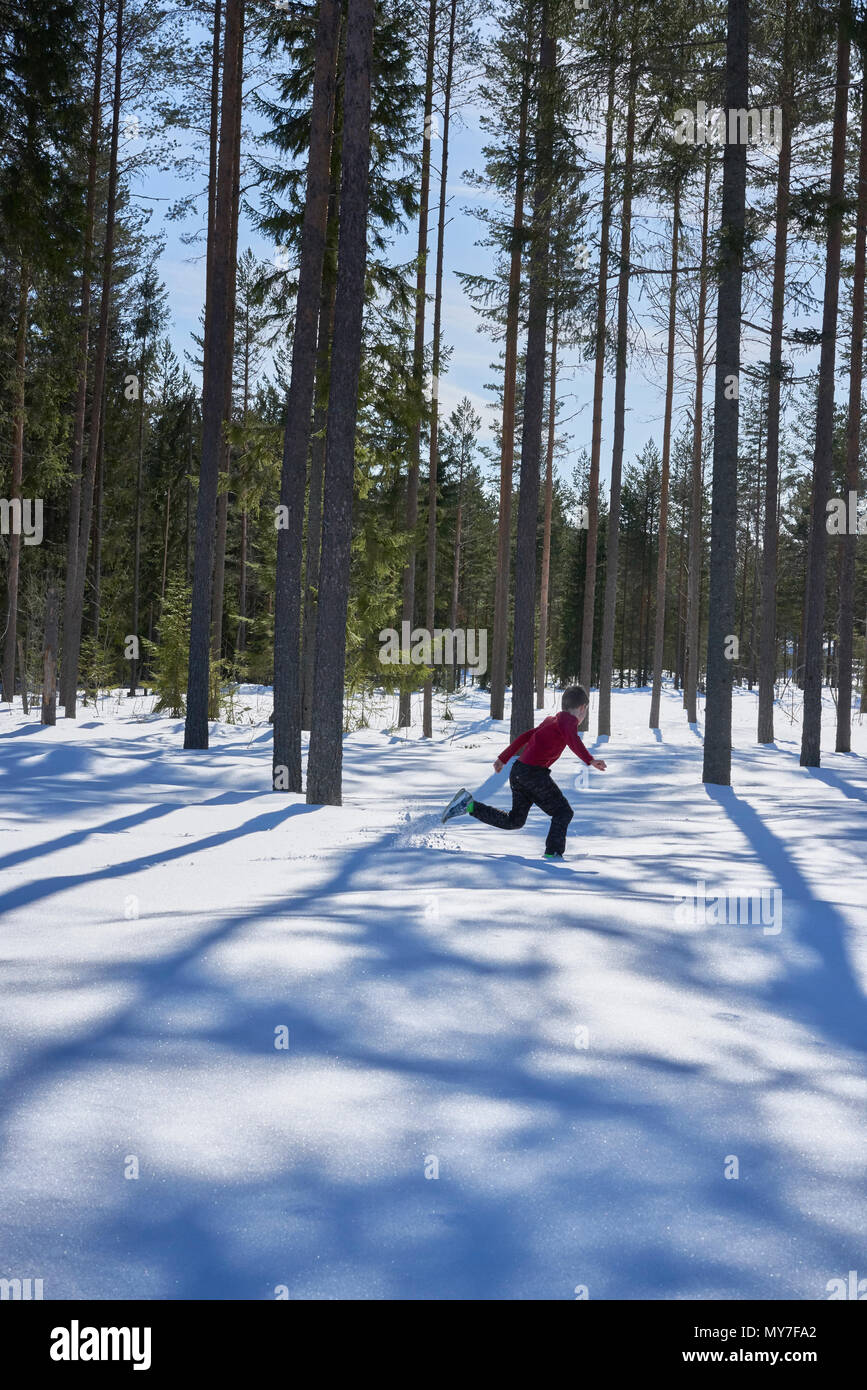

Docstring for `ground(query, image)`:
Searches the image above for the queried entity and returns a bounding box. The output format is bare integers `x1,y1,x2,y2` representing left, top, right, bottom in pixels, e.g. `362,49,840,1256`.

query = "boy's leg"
469,765,533,831
528,770,574,856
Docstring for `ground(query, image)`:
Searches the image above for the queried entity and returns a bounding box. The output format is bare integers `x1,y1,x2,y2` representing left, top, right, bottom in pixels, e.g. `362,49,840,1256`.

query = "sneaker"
543,851,565,860
442,788,473,824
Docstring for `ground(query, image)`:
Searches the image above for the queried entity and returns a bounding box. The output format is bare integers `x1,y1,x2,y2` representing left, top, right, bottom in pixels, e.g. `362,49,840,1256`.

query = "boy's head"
561,685,588,720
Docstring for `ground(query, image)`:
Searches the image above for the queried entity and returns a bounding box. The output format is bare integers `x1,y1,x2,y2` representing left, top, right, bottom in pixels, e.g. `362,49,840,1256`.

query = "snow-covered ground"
0,682,865,1300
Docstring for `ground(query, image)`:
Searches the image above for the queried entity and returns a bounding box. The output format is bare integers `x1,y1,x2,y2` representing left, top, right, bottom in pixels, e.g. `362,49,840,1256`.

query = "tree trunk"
757,0,793,744
184,0,244,749
703,0,749,787
490,25,533,723
422,0,459,739
302,254,339,730
42,589,59,727
836,63,866,753
305,0,375,805
649,178,681,728
536,292,558,708
684,152,711,722
1,263,29,705
272,0,341,786
596,47,637,738
63,0,124,718
129,334,147,695
398,0,437,727
579,55,616,730
17,638,28,716
61,0,106,711
800,8,850,768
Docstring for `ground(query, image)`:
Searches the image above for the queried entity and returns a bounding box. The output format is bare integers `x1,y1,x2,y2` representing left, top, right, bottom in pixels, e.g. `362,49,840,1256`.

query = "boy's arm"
498,728,533,763
564,723,594,766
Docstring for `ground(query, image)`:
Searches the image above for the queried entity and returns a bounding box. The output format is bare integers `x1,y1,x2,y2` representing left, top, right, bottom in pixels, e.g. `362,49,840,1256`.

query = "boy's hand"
591,758,607,771
493,758,504,772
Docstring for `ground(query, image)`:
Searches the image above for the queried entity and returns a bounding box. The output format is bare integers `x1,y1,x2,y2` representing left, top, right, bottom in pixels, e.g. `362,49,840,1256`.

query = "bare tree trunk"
448,441,467,693
301,255,339,730
536,292,558,708
63,0,124,719
649,178,681,729
91,409,105,637
423,0,458,739
579,55,616,731
17,638,28,716
597,47,637,738
490,25,533,722
130,334,147,695
398,0,437,727
836,65,866,753
162,483,172,603
703,0,749,787
757,0,793,744
184,0,244,749
62,0,106,710
42,589,59,726
272,0,341,785
684,152,711,723
800,8,850,768
1,264,29,705
305,0,375,805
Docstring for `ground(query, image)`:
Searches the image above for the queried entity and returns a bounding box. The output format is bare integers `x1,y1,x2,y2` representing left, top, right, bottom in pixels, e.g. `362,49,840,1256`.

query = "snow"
0,682,865,1300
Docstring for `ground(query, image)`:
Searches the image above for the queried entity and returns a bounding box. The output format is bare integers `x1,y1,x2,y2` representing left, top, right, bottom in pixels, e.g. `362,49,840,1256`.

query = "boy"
442,685,606,859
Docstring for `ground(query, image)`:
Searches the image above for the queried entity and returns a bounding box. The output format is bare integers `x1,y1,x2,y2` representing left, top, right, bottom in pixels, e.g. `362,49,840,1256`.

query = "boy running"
442,686,606,859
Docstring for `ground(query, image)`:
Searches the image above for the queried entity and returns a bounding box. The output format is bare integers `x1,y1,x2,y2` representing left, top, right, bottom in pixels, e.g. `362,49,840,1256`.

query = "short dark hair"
561,685,588,712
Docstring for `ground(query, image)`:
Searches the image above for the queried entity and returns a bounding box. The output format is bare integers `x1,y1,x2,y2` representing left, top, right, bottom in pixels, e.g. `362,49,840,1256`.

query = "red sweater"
500,712,593,769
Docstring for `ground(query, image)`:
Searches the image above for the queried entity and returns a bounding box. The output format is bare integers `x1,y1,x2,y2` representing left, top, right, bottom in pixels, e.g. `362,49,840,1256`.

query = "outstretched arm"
493,728,533,771
565,723,605,771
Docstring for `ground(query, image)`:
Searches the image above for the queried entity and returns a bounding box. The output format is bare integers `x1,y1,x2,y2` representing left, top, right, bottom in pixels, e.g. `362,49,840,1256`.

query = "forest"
1,0,865,803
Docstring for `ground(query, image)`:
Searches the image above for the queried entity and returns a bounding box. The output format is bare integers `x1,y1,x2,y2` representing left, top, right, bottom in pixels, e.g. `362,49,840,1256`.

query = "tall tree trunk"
649,178,681,728
490,24,533,722
184,0,244,749
423,0,459,739
757,0,793,744
42,589,59,727
272,0,341,786
703,0,750,786
63,0,124,718
91,408,105,638
510,0,556,739
800,8,850,768
836,65,866,753
162,483,172,603
596,46,637,738
62,0,106,711
448,442,467,692
129,333,147,694
536,292,558,708
579,54,616,730
305,0,375,806
2,264,29,706
398,0,437,727
301,253,339,731
684,152,711,722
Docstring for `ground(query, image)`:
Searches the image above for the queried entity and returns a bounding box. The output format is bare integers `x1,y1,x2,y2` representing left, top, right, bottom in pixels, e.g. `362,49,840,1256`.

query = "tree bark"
63,0,124,718
579,54,616,731
800,8,850,768
398,0,437,727
649,177,681,729
61,0,106,711
596,46,637,738
703,0,750,787
42,589,59,727
1,263,29,705
536,292,558,708
490,24,533,723
836,63,866,753
422,0,459,739
757,0,793,744
272,0,341,786
305,0,375,806
684,152,711,723
184,0,244,748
